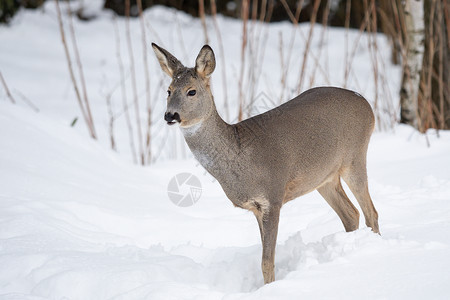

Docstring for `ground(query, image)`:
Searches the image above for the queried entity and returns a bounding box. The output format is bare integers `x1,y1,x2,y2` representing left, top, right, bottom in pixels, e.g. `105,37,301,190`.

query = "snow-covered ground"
1,2,450,299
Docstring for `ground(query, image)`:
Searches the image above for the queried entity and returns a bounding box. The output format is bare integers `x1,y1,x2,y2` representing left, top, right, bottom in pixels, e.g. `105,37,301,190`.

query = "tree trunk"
417,0,450,131
400,0,425,128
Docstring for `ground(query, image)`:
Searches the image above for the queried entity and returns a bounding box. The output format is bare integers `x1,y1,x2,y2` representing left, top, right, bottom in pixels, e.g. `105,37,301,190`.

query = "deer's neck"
180,108,241,177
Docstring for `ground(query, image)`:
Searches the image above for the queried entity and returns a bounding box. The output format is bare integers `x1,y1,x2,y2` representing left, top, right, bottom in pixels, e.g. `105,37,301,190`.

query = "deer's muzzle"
164,112,181,125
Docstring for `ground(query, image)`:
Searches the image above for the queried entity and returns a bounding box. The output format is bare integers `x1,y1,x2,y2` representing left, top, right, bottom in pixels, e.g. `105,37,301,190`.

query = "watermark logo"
247,91,280,117
167,173,202,207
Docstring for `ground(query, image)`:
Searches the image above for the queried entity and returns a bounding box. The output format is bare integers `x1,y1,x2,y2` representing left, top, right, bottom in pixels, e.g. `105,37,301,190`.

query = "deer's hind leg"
341,159,380,234
317,175,360,232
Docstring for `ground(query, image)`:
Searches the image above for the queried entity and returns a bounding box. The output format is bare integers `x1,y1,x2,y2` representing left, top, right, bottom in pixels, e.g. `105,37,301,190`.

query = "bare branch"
0,71,16,104
55,0,96,139
125,0,145,165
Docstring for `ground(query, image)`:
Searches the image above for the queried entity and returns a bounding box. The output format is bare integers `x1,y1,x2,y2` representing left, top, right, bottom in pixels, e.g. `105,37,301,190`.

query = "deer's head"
152,43,216,129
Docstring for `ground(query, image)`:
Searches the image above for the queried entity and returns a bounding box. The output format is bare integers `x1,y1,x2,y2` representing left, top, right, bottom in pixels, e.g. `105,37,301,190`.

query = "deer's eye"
167,90,171,97
187,90,196,96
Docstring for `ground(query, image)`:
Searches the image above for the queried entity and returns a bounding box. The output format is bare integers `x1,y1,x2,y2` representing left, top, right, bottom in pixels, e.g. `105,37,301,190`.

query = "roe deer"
152,43,380,284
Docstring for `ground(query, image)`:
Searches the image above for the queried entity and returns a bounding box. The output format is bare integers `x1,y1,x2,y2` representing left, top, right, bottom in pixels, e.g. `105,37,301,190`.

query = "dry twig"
0,71,16,104
125,0,145,164
136,0,152,164
55,0,97,139
113,15,138,163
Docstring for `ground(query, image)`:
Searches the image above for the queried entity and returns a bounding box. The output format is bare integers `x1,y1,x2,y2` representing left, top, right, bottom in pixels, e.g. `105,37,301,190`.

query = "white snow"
1,2,449,299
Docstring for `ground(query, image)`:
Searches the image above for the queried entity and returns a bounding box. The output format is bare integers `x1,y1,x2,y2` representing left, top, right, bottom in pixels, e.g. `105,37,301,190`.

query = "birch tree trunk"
400,0,425,128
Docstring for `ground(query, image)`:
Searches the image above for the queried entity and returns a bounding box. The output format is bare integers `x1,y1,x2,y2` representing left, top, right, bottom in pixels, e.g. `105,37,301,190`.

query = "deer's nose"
164,112,181,125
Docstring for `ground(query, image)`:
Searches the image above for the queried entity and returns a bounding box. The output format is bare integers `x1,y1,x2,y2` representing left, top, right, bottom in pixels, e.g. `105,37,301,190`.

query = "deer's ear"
152,43,183,77
195,45,216,79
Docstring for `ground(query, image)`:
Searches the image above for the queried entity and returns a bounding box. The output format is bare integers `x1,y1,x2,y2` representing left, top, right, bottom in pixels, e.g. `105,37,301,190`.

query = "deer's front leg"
256,205,281,284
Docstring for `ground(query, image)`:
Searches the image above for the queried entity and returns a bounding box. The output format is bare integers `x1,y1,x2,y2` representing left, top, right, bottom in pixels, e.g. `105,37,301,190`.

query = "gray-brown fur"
152,43,380,284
